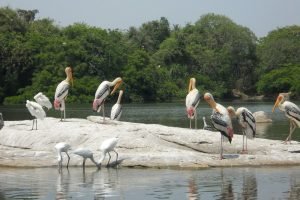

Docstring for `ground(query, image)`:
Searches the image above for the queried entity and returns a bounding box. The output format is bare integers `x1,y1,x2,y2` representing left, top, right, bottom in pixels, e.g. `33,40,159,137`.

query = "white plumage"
26,100,46,130
55,142,71,169
185,78,201,129
204,92,234,159
54,67,73,121
93,77,122,122
34,92,52,110
273,93,300,143
98,137,119,167
73,148,98,168
228,106,256,153
111,90,123,121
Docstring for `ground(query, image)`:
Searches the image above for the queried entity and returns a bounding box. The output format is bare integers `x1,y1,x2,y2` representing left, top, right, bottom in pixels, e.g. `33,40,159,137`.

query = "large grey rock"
0,116,300,168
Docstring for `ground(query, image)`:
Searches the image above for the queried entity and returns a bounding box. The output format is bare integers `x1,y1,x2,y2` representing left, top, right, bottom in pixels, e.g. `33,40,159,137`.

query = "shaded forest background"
0,7,299,105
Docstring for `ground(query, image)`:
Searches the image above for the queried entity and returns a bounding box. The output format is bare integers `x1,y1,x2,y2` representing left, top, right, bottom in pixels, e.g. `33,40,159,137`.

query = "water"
1,101,300,199
0,167,300,199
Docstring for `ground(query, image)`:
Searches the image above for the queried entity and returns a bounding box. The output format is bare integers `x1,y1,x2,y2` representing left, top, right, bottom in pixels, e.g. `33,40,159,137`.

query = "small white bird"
204,92,234,159
55,142,71,169
0,113,4,130
54,67,73,121
93,77,122,122
73,148,99,169
272,93,300,143
186,78,201,129
26,100,46,130
98,137,119,167
111,90,124,121
34,92,52,110
227,106,256,153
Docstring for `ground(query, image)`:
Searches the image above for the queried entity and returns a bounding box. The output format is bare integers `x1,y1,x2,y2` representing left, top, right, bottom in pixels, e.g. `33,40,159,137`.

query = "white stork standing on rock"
186,78,201,129
73,148,99,169
93,77,122,122
54,67,73,121
227,106,256,153
204,92,234,159
111,90,124,121
26,100,46,130
272,93,300,143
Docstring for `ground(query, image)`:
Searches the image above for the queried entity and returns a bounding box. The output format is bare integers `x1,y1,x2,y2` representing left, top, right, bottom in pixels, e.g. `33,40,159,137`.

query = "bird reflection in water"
188,178,198,200
220,169,234,200
287,173,300,199
56,169,70,200
241,169,257,199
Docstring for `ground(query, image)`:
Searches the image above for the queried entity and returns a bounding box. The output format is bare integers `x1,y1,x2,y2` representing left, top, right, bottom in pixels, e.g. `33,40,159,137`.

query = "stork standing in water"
272,93,300,143
204,92,234,159
54,67,73,121
73,148,99,169
26,100,46,130
186,78,201,129
55,142,71,169
98,137,119,167
111,90,124,121
227,106,256,153
93,77,122,122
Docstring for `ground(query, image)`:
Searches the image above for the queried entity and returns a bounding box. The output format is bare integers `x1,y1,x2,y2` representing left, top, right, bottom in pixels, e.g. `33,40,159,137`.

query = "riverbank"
0,117,300,168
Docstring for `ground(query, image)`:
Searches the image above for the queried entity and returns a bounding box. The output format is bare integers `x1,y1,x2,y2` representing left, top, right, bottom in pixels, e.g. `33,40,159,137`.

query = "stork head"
65,67,73,86
272,94,284,112
227,106,236,118
204,92,220,112
188,78,196,92
111,77,123,95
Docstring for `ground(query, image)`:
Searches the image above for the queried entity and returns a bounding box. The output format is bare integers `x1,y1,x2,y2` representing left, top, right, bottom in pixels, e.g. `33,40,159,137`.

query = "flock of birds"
0,67,299,167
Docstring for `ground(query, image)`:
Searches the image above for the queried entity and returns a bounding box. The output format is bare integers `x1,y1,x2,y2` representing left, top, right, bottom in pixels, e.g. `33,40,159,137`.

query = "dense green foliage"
0,7,299,105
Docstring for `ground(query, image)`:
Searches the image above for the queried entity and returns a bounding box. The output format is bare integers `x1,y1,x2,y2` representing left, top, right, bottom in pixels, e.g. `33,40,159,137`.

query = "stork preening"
272,93,300,143
54,67,73,121
98,137,119,167
186,78,201,129
204,92,234,159
26,100,46,130
34,92,52,110
227,106,256,153
111,90,124,121
93,77,122,122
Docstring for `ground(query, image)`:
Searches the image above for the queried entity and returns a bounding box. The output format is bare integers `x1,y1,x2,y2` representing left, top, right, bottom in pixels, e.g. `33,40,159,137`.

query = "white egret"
54,67,73,121
204,92,234,159
110,90,124,121
227,106,256,153
93,77,122,122
272,93,300,143
73,148,99,168
26,100,46,130
55,142,71,169
186,78,201,129
98,137,119,167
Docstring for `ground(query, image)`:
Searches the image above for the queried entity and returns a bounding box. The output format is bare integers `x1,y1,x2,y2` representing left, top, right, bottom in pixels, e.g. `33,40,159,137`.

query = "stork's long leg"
66,152,70,169
285,120,296,143
31,119,34,130
220,134,224,160
35,119,37,130
113,150,118,163
103,103,105,122
195,109,197,129
83,158,86,168
189,119,192,129
107,152,111,167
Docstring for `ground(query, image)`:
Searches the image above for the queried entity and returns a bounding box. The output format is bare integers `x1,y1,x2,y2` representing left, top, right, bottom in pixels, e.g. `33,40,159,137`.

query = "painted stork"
227,106,256,153
204,92,234,159
26,100,46,130
272,93,300,143
55,142,71,169
111,90,124,121
185,78,201,129
54,67,73,121
98,137,119,167
93,77,122,122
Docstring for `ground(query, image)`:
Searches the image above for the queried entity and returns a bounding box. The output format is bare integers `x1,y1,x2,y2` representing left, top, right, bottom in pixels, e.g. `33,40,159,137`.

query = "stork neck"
90,155,98,166
97,151,106,165
117,92,123,104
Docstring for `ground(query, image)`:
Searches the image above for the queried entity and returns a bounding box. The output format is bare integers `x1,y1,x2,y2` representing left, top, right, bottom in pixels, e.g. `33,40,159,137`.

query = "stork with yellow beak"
204,92,234,159
93,77,123,122
272,93,300,143
54,67,73,121
185,78,201,129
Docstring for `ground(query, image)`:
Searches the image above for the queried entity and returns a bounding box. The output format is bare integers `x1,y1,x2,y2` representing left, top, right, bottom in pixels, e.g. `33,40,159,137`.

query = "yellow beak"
111,80,123,95
272,97,280,113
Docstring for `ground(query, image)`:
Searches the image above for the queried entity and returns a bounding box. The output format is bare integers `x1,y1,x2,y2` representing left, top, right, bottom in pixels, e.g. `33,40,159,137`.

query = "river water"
0,101,300,199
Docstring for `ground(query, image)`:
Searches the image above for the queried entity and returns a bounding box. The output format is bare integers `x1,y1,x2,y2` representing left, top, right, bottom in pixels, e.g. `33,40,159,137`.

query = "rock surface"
1,116,300,168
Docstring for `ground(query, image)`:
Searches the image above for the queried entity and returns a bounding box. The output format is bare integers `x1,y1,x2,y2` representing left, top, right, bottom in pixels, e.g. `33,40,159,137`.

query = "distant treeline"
0,7,299,104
